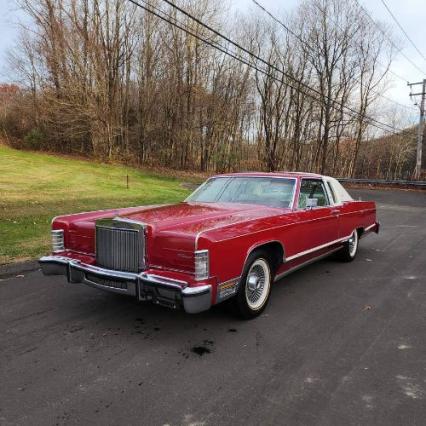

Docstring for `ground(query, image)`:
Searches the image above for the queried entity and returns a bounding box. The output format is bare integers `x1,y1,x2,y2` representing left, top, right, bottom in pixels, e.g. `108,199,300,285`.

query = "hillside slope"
0,145,191,264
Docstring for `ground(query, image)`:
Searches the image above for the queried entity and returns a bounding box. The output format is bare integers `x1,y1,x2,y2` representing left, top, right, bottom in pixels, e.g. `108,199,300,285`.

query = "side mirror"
306,198,318,209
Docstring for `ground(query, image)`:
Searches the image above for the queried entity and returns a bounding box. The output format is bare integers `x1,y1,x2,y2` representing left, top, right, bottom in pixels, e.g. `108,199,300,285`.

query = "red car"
40,172,379,318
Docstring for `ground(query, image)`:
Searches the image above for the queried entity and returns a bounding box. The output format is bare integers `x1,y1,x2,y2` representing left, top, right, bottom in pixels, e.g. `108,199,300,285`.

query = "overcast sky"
1,0,425,117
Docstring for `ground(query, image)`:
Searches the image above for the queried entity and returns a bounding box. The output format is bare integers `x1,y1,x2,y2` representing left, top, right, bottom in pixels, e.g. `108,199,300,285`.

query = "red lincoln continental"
40,172,379,319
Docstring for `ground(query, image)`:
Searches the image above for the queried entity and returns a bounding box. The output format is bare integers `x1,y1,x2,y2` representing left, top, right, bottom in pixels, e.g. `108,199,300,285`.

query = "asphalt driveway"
0,189,425,425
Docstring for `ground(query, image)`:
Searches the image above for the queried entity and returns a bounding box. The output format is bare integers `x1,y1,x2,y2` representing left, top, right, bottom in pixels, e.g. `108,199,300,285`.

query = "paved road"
1,189,425,426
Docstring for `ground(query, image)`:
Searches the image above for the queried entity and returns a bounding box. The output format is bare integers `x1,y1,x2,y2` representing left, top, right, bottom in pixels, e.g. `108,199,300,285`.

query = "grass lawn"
0,145,191,264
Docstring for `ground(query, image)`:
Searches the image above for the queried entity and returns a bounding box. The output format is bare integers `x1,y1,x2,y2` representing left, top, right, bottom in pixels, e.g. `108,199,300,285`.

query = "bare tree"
1,0,414,179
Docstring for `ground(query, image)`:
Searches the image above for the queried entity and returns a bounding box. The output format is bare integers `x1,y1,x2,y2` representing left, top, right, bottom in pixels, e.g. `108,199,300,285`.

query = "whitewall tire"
338,230,359,262
232,250,273,319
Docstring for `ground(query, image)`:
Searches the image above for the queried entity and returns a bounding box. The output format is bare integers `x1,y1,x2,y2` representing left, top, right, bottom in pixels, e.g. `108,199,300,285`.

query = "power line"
162,0,406,132
387,69,411,84
251,0,410,84
306,0,418,108
354,0,426,76
379,0,426,63
251,0,312,53
312,0,419,83
296,2,416,93
251,0,417,113
160,0,403,133
126,0,402,134
378,93,417,112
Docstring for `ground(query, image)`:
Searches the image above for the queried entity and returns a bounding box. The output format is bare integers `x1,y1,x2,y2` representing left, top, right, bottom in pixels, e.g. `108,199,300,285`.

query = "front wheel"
232,250,273,319
337,229,359,262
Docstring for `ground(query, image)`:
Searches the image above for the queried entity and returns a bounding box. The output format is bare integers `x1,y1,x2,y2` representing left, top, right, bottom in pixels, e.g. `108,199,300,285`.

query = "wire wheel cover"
245,258,270,310
349,231,358,257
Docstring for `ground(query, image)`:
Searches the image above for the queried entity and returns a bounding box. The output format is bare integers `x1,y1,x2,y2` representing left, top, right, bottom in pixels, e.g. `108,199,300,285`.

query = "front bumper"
39,256,211,314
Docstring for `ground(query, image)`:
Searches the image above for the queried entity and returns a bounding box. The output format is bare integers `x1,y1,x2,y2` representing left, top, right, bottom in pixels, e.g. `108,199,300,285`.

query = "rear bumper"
362,221,380,237
39,256,211,314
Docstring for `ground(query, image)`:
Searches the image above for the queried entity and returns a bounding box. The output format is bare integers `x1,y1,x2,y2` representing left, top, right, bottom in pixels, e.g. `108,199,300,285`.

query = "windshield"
186,177,295,208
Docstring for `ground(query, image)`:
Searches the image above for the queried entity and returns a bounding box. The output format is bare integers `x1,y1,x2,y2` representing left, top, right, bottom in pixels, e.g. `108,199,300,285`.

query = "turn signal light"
194,250,209,281
51,229,65,252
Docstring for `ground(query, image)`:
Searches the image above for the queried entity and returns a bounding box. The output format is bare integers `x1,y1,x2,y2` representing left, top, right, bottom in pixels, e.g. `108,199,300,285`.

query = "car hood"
118,202,288,272
116,202,285,234
59,202,289,273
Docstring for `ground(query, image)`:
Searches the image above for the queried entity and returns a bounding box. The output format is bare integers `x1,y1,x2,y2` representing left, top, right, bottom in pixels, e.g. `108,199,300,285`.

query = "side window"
298,179,330,208
326,181,337,204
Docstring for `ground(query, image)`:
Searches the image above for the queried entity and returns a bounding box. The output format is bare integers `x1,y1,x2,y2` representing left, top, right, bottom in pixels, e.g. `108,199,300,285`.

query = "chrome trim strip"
289,178,298,210
40,255,71,264
182,285,211,296
285,234,352,262
113,217,148,227
360,223,377,239
364,223,376,232
241,240,286,270
274,247,341,282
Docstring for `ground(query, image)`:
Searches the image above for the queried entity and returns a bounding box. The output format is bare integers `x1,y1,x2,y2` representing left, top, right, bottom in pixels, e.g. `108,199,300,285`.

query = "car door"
325,177,361,239
290,178,339,259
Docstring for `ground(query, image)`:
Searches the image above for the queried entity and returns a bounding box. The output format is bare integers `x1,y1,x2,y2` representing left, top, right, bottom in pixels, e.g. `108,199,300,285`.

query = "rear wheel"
337,229,359,262
232,250,273,319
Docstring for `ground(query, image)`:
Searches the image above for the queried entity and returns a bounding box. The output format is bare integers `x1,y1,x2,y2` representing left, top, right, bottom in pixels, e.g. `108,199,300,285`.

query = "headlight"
194,250,209,281
51,229,65,252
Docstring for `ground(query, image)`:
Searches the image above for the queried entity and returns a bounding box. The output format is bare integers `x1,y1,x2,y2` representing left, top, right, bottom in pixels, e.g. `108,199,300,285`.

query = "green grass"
0,145,191,264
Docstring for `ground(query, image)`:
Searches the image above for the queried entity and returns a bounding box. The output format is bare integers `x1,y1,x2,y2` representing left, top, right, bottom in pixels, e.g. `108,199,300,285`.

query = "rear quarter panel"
338,201,377,238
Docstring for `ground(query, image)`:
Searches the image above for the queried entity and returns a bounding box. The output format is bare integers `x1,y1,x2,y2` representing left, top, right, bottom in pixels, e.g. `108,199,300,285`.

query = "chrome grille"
96,224,144,272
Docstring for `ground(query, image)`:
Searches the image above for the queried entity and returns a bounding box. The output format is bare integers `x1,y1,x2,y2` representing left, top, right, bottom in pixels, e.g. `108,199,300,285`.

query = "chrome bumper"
39,256,211,314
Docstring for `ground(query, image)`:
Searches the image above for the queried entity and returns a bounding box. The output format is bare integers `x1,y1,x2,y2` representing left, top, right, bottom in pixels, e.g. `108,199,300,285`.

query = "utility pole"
408,79,426,179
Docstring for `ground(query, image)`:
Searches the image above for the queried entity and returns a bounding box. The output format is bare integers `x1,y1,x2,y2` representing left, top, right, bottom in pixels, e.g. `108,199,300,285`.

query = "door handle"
331,209,340,215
